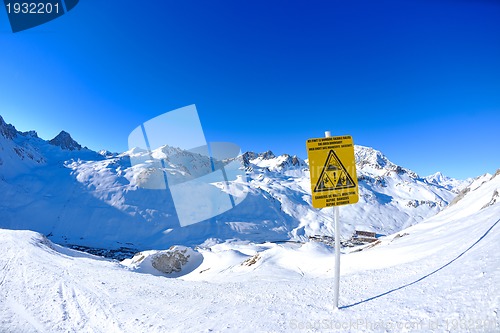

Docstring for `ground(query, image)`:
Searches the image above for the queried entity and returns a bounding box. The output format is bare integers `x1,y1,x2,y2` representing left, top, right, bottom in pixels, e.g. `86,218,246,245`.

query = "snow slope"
0,168,498,332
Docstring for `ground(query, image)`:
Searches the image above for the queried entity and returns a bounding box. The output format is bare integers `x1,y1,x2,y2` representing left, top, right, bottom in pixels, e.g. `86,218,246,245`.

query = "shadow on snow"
341,218,500,309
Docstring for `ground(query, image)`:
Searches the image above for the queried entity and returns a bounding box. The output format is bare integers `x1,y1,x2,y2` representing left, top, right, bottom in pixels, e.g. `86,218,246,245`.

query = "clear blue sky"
0,0,499,179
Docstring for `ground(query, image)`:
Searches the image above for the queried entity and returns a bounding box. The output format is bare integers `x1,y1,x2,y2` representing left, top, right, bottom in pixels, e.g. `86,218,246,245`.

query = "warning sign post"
306,133,360,310
306,135,359,208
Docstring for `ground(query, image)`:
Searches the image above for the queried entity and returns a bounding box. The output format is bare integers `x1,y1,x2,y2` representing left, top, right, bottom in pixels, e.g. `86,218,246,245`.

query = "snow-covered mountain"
424,171,470,193
0,149,498,332
0,115,469,251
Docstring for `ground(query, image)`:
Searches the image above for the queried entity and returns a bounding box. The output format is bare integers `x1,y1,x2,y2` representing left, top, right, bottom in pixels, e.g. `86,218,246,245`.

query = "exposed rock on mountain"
49,130,82,151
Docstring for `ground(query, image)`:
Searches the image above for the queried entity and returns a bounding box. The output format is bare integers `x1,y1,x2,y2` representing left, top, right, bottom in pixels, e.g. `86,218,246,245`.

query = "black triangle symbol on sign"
314,150,356,192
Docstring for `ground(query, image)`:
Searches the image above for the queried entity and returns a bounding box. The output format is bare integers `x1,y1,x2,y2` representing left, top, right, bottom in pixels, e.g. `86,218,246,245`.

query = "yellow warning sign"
306,135,359,208
314,150,356,192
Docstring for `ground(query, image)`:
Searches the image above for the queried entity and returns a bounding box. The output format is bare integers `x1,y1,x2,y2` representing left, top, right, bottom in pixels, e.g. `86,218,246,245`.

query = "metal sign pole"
333,204,340,309
325,130,340,310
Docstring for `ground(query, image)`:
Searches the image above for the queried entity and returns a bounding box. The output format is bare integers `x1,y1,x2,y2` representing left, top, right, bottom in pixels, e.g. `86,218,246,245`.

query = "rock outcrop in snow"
449,170,498,208
122,246,203,276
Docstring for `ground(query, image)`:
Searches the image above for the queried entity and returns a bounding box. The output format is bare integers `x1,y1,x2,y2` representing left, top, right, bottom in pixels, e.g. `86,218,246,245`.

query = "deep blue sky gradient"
0,0,499,179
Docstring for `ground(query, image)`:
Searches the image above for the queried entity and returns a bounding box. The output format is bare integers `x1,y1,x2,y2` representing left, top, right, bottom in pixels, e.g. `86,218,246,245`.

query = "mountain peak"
424,171,471,193
426,171,447,183
98,149,118,158
0,115,18,140
354,145,420,179
21,130,39,138
259,150,275,159
241,151,276,166
355,145,393,169
49,131,82,151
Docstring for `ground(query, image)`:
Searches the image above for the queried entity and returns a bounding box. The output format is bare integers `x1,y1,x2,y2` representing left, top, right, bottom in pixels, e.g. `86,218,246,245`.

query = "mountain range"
0,115,483,252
